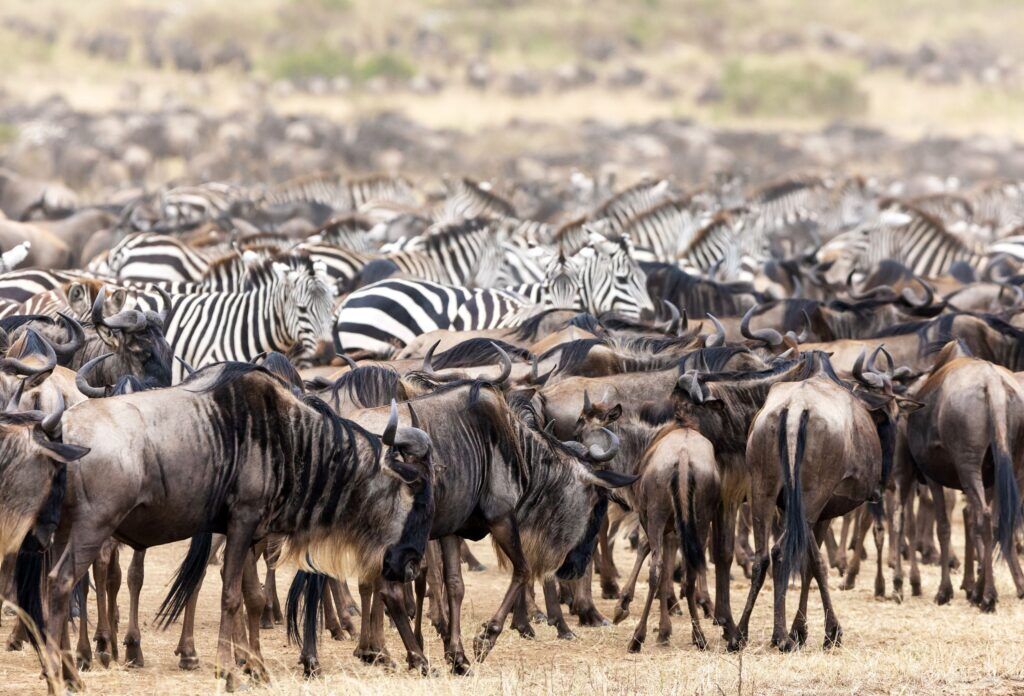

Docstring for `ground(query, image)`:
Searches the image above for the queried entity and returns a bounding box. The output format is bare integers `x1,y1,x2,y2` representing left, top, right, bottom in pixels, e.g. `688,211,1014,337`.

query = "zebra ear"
271,262,291,279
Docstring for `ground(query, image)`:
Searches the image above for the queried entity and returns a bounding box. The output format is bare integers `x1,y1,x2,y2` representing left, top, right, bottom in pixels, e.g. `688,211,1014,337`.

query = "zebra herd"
8,166,1024,692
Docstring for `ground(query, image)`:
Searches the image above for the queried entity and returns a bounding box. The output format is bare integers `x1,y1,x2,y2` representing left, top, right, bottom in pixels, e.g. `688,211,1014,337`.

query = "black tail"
155,533,212,629
286,570,325,647
777,408,809,588
993,443,1021,558
671,467,705,572
13,537,46,644
556,494,608,581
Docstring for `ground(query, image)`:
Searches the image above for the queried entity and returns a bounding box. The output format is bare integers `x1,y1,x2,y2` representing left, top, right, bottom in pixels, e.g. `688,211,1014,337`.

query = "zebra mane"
430,338,532,370
592,178,666,219
754,174,827,203
878,200,985,252
682,210,739,253
422,217,491,247
452,177,515,217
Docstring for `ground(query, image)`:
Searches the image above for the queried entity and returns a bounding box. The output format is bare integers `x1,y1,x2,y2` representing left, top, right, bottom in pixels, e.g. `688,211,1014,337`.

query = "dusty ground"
2,510,1024,696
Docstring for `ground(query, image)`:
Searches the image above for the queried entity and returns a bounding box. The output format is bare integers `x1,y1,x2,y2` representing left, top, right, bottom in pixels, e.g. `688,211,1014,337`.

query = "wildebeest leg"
838,512,854,569
524,580,545,622
613,536,649,624
808,522,842,649
213,524,259,693
961,503,978,603
106,545,122,664
596,516,620,599
734,502,754,579
91,542,115,668
511,586,535,639
329,579,356,636
354,582,392,667
424,542,448,640
439,536,470,674
338,578,358,615
122,548,145,667
628,515,665,653
75,573,92,671
240,552,268,682
1003,481,1024,598
839,506,870,591
917,485,939,564
788,541,813,648
694,566,712,619
569,566,608,627
474,516,530,662
379,580,429,674
174,575,205,670
965,478,997,612
413,565,426,649
715,503,740,649
460,540,486,572
872,503,887,598
542,579,574,639
823,523,843,577
260,538,283,628
656,531,676,645
929,480,954,606
736,495,772,651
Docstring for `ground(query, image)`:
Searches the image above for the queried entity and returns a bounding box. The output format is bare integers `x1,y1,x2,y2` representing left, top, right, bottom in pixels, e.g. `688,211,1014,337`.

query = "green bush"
718,60,868,118
268,46,354,80
356,52,415,81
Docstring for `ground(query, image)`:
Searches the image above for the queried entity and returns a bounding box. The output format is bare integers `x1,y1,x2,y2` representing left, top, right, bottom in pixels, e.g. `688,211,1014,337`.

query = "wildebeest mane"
329,365,404,410
430,338,531,370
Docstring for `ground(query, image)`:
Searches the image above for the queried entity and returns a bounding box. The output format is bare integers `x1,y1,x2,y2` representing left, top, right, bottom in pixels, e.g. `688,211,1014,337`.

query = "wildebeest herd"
2,168,1024,693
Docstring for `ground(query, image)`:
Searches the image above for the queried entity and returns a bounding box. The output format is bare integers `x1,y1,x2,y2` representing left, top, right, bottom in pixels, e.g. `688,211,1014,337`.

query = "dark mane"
423,217,491,251
329,365,404,409
567,312,602,334
677,345,752,373
431,338,532,370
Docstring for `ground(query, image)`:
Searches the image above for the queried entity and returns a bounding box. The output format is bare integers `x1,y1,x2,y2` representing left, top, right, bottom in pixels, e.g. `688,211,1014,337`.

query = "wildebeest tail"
155,532,212,629
671,466,705,572
286,569,325,646
13,536,46,644
777,407,809,588
987,383,1021,558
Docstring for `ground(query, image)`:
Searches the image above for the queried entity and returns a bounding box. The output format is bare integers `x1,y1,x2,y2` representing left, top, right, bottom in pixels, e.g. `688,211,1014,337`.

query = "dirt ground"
2,511,1024,696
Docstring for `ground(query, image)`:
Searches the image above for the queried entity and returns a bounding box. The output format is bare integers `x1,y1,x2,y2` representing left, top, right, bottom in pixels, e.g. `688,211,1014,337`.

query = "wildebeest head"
379,401,434,583
83,287,173,389
0,393,89,554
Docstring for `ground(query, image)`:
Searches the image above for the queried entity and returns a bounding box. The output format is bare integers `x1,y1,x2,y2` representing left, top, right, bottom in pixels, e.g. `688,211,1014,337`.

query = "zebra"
374,217,504,287
123,182,248,233
495,219,558,286
590,178,672,233
306,215,376,253
434,177,515,223
260,173,417,213
135,259,336,381
678,209,764,281
965,180,1024,237
817,202,989,281
105,232,212,284
333,278,523,357
616,199,703,263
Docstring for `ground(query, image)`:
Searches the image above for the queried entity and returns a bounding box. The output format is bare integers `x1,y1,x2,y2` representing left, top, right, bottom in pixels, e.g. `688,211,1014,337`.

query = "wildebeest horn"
852,350,884,388
0,329,57,376
530,355,553,385
900,277,934,308
797,310,811,343
91,286,108,326
740,305,783,347
704,314,726,348
76,352,114,398
583,390,592,415
154,286,172,325
422,340,440,375
176,355,197,377
677,370,704,404
489,342,511,384
983,253,1011,283
660,300,680,333
50,313,85,363
998,282,1024,308
338,353,358,370
587,427,620,462
382,399,399,447
5,379,24,411
848,284,897,301
103,309,147,332
40,390,65,438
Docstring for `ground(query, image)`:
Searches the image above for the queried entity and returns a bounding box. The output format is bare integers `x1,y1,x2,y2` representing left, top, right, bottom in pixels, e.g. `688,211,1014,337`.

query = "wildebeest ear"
96,325,121,349
107,288,128,314
896,396,925,414
383,458,423,486
855,390,893,412
604,404,623,423
34,434,90,464
585,469,638,489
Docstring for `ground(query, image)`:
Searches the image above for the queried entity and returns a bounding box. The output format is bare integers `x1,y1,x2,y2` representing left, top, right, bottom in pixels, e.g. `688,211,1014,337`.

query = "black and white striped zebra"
104,232,212,284
333,278,523,357
616,199,702,263
375,217,504,287
590,178,671,233
135,259,336,381
261,173,417,213
434,177,515,223
678,209,763,281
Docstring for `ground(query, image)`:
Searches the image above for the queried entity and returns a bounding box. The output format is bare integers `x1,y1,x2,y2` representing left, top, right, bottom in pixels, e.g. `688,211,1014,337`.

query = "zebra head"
582,227,654,319
275,260,336,366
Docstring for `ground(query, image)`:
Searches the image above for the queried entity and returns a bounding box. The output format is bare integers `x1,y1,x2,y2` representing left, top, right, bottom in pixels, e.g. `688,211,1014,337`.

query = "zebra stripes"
378,217,503,287
106,233,212,284
434,178,515,223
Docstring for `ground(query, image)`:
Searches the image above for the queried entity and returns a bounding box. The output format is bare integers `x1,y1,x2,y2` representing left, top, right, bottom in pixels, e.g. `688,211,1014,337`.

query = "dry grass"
3,508,1024,695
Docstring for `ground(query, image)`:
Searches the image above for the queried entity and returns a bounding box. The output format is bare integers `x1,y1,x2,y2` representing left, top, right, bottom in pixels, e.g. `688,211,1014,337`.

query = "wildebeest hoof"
979,596,997,613
177,653,200,671
224,672,247,692
513,622,535,639
244,660,269,683
260,608,274,630
76,653,92,672
874,578,886,598
473,623,500,662
355,649,395,669
656,630,671,645
406,654,430,675
1017,588,1024,600
627,635,644,653
774,635,796,653
575,607,610,627
838,576,855,591
557,628,576,640
612,604,630,625
301,656,322,679
824,626,843,649
601,581,620,600
911,580,922,597
446,651,472,676
97,650,111,669
726,636,745,653
789,625,807,647
532,609,547,623
124,639,144,668
692,628,709,651
5,637,22,652
328,626,350,641
934,585,953,605
696,596,713,619
467,561,486,572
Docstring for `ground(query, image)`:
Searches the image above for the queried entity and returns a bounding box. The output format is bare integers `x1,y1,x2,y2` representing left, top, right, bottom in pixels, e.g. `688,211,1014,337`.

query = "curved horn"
91,286,108,327
0,330,57,377
75,352,114,399
155,286,172,324
848,284,897,301
797,310,812,343
50,313,85,363
489,342,512,384
392,425,432,459
900,277,934,309
40,390,65,438
852,349,884,388
338,353,358,370
582,390,592,415
740,305,783,347
983,253,1011,283
422,340,440,375
704,314,726,348
660,300,680,333
382,399,399,447
0,326,7,354
587,427,620,462
5,379,24,412
175,355,197,377
103,309,147,332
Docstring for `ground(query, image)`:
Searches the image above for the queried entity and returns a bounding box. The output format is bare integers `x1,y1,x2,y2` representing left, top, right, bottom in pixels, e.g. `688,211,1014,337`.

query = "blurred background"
2,0,1024,195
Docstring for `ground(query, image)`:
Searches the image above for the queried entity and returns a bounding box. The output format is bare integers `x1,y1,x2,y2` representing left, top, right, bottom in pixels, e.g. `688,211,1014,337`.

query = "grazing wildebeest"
25,363,433,693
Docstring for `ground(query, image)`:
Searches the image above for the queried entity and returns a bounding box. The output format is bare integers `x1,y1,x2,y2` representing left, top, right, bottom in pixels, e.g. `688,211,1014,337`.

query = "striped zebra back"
966,180,1024,236
334,278,476,357
148,182,246,232
451,288,527,331
262,172,346,210
291,241,373,293
0,269,80,304
107,232,211,284
618,199,701,263
678,210,751,279
591,178,672,234
347,174,418,211
308,215,376,253
435,177,515,223
385,217,503,287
